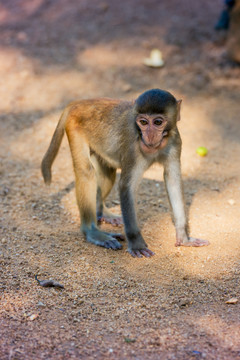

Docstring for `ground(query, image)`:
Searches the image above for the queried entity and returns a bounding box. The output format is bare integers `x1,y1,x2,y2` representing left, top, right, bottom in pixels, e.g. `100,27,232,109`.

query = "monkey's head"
135,89,181,155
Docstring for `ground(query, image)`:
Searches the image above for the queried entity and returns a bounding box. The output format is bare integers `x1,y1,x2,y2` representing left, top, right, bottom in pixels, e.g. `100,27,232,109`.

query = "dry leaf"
143,49,164,68
225,297,238,304
179,299,192,307
124,337,136,343
35,275,64,289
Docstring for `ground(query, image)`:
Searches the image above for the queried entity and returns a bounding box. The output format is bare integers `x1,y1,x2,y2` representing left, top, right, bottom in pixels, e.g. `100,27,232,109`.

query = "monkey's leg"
164,159,209,247
67,133,122,250
91,154,123,226
119,167,155,258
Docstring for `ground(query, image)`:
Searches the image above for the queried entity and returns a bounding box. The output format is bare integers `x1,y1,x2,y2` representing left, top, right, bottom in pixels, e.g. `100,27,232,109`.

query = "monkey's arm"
119,167,155,258
163,151,209,247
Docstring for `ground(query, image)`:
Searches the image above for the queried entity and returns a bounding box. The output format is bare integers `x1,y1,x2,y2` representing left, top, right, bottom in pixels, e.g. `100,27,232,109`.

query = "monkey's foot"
175,237,210,247
86,228,123,250
103,232,125,241
98,215,123,227
128,248,155,258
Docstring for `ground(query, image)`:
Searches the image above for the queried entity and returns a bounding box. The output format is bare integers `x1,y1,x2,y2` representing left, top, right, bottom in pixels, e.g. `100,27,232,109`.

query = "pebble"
37,301,46,307
29,313,39,321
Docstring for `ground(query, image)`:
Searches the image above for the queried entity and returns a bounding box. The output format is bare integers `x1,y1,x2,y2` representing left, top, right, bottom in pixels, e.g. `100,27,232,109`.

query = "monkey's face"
136,114,169,155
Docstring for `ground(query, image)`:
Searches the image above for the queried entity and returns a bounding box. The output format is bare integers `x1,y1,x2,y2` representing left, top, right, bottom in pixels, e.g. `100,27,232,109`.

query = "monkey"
41,88,209,258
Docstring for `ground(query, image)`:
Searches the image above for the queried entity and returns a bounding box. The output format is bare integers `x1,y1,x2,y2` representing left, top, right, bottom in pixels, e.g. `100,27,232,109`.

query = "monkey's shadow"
105,175,205,227
37,173,208,235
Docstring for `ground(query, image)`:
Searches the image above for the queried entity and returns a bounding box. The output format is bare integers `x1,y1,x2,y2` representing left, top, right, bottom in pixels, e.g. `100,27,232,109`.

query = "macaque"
41,89,209,258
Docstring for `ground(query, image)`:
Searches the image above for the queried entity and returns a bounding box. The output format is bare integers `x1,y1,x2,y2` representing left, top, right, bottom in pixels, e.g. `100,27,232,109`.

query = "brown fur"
41,89,209,257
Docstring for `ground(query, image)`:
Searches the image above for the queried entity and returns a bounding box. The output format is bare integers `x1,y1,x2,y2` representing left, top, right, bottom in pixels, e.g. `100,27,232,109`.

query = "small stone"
29,313,39,321
37,301,45,307
17,31,28,42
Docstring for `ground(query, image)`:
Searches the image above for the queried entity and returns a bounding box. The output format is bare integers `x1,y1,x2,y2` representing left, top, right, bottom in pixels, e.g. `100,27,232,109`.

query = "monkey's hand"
175,237,210,247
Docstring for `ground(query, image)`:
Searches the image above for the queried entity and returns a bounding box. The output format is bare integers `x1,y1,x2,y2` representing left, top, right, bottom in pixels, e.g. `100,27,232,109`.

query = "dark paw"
128,248,155,258
98,216,123,227
107,232,125,241
98,239,122,250
106,240,122,250
86,230,123,251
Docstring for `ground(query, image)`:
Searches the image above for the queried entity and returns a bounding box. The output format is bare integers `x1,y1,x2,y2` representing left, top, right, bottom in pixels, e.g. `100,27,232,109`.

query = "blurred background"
1,1,240,359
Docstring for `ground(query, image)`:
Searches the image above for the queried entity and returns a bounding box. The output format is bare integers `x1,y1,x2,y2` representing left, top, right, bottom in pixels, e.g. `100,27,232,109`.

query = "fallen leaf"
225,297,238,304
179,299,192,307
124,337,136,343
35,275,64,289
143,49,164,68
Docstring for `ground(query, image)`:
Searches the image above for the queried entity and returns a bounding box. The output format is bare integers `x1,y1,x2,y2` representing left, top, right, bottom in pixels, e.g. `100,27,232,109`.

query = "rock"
29,313,39,321
37,301,46,307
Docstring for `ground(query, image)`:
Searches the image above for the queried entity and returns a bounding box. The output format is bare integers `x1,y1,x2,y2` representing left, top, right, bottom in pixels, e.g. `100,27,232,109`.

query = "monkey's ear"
176,99,182,121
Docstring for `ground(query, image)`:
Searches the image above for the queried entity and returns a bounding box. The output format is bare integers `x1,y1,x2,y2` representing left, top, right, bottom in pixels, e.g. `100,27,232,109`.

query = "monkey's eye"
154,119,163,126
139,119,148,126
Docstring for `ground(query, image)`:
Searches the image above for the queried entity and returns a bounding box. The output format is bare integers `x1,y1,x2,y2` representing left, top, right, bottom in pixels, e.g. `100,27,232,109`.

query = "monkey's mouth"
140,133,168,154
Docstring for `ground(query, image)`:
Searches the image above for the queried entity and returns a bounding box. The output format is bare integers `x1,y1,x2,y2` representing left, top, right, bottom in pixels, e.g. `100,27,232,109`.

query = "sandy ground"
1,0,240,359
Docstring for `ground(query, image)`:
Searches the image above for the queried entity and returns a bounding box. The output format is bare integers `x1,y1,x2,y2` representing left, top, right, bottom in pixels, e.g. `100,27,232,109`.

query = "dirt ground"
1,0,240,359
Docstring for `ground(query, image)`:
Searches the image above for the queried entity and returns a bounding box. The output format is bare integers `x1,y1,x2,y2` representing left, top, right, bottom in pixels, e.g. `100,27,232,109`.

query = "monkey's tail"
41,107,69,185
